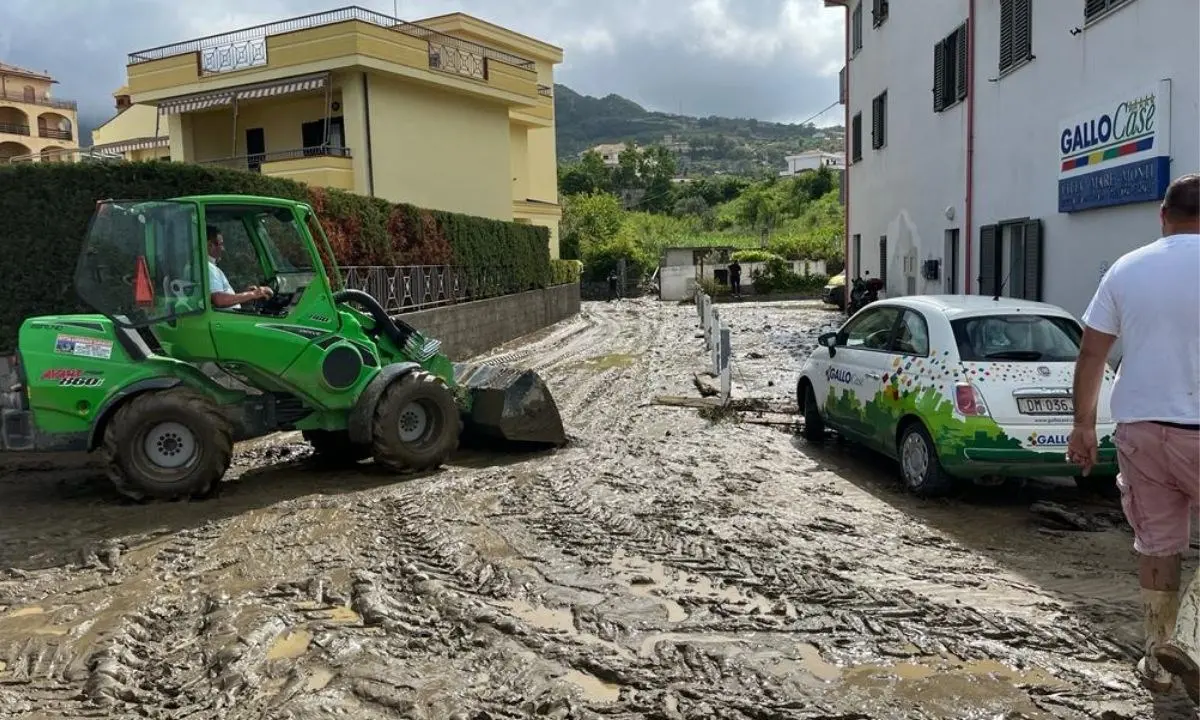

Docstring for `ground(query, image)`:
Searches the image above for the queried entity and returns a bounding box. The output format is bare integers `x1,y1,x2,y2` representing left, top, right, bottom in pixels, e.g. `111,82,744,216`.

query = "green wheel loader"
0,194,567,501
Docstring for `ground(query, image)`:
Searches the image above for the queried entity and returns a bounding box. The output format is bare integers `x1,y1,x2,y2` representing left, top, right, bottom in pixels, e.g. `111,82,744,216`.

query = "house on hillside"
92,6,566,257
0,62,79,163
586,142,637,167
780,149,844,176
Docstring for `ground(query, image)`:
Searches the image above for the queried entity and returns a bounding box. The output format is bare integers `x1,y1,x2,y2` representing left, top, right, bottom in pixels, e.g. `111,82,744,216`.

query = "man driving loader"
206,224,273,310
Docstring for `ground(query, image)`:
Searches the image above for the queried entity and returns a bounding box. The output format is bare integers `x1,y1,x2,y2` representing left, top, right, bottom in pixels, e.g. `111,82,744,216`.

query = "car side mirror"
818,331,838,357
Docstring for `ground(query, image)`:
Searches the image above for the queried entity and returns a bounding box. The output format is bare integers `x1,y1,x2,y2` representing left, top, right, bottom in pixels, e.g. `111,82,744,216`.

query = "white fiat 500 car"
796,296,1118,496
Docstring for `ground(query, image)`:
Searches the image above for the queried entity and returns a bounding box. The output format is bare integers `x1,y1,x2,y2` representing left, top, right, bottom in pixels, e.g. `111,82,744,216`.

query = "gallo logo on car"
1027,432,1070,447
825,367,855,385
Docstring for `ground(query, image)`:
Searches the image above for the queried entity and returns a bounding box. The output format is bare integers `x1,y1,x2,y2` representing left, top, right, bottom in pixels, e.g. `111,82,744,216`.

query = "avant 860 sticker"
41,368,105,387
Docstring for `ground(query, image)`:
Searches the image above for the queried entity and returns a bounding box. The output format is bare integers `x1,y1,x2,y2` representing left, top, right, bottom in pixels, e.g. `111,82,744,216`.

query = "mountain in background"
553,84,843,177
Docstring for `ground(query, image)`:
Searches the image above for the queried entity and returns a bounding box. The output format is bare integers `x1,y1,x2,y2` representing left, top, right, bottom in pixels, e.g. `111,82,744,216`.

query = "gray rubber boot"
1155,571,1199,704
1138,588,1180,693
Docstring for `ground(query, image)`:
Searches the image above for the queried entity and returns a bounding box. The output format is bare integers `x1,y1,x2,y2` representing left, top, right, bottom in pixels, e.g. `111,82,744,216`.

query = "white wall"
660,266,699,301
972,0,1200,319
842,0,970,299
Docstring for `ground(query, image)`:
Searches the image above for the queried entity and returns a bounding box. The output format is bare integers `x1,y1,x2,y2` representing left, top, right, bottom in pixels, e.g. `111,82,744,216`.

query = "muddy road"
0,299,1195,719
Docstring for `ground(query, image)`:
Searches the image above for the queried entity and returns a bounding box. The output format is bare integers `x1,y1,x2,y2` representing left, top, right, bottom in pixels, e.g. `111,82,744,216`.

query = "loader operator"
206,225,274,311
1068,172,1199,704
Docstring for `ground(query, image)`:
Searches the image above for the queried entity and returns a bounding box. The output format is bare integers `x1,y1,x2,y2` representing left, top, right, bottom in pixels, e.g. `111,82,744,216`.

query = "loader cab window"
75,200,206,327
203,204,320,315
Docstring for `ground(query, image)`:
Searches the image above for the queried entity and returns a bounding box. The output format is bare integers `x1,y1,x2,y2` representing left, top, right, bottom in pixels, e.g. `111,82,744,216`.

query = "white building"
780,150,845,176
826,0,1199,319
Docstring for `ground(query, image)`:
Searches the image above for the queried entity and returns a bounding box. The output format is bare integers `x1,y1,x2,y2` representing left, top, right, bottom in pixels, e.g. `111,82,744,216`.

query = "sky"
0,0,845,128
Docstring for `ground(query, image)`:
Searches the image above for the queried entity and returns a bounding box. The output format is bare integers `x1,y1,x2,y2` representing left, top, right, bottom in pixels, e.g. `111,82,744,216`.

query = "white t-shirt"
1082,233,1200,424
208,257,239,309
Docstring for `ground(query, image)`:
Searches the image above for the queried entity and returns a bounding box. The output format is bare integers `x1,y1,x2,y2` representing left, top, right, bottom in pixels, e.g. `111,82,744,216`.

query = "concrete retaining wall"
403,282,581,360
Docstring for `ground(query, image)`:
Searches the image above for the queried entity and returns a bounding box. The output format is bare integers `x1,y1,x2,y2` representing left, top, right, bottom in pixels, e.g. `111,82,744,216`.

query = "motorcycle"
847,275,884,315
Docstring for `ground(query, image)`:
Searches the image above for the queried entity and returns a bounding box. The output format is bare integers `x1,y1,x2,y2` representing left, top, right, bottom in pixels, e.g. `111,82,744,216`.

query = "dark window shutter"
1085,0,1109,21
1014,0,1032,62
1022,219,1043,301
999,0,1014,71
871,93,886,149
851,112,863,161
978,225,998,296
933,39,946,111
879,235,888,288
955,24,969,101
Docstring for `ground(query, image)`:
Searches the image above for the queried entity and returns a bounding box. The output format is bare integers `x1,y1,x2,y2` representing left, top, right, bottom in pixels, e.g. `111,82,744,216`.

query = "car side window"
892,309,930,356
840,307,901,351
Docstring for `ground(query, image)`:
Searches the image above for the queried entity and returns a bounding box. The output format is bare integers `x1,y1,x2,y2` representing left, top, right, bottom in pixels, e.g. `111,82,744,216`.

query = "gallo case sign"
1057,80,1172,213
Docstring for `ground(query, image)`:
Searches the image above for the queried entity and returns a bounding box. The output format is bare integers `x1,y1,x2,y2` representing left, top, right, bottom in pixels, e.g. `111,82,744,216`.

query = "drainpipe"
964,0,976,294
838,1,851,308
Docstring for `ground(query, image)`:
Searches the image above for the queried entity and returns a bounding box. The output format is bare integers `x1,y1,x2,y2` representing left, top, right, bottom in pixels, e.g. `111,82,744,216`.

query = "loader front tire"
371,370,460,473
101,388,233,502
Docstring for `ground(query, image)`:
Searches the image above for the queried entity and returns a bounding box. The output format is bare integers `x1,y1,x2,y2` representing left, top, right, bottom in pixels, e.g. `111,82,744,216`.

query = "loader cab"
75,196,344,377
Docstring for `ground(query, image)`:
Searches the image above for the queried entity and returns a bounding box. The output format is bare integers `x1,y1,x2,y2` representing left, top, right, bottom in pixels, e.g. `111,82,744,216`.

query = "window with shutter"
1022,219,1043,301
1000,0,1033,73
852,3,863,52
853,234,862,277
933,39,946,112
851,112,863,162
978,225,999,296
871,91,887,149
879,235,888,288
1085,0,1135,24
955,24,968,101
872,0,889,27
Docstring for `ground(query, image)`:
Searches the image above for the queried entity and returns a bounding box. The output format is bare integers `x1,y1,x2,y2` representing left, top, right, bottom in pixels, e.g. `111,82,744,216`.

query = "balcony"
0,122,30,137
126,6,539,102
0,89,77,111
198,146,355,190
38,127,72,141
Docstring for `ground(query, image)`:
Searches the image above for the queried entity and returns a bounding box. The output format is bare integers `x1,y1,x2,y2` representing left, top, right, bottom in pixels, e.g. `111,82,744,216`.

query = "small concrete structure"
659,245,829,301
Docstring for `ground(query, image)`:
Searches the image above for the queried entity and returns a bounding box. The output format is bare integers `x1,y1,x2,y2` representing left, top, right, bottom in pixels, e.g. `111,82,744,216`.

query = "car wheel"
799,381,825,442
897,421,954,497
1074,473,1119,499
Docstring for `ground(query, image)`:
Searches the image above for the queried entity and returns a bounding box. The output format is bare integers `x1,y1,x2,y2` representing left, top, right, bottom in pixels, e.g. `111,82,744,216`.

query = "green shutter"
979,225,998,296
933,39,946,111
955,24,969,101
1022,219,1043,301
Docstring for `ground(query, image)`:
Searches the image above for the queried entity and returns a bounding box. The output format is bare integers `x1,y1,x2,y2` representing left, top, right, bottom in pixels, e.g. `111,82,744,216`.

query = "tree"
637,145,678,214
611,141,642,192
560,192,623,260
558,150,612,196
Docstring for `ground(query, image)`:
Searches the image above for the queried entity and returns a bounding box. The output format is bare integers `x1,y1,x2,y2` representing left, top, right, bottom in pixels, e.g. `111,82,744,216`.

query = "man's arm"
1073,326,1117,426
211,286,270,308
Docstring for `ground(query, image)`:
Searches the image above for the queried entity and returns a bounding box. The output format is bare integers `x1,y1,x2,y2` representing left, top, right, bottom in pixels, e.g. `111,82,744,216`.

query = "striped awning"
92,135,171,154
156,72,329,115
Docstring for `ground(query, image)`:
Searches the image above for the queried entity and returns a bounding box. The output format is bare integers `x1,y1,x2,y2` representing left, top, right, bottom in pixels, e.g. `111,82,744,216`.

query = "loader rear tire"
371,370,460,473
101,388,233,502
303,430,371,466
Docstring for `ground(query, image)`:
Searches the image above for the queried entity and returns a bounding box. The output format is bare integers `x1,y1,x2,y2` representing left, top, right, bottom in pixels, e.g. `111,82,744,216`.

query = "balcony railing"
343,265,470,314
127,5,535,78
38,127,72,141
537,84,553,98
0,90,77,111
0,122,30,136
197,145,351,173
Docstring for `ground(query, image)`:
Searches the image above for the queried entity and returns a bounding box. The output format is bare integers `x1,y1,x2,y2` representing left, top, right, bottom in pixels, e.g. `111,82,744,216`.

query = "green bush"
550,259,582,286
729,249,781,263
0,161,551,352
750,256,829,295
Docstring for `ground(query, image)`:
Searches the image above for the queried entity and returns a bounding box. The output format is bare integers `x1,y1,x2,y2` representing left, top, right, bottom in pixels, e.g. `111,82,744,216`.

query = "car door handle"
865,372,881,380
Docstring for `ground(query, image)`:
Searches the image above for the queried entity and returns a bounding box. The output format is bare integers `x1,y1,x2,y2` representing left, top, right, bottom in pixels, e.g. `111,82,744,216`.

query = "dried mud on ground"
0,299,1196,720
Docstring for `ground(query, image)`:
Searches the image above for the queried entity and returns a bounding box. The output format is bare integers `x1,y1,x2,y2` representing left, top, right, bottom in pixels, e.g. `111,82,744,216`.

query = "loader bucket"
453,362,567,448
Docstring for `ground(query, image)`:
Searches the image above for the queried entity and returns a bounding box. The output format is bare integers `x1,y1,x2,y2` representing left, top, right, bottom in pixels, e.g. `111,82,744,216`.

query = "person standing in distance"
1068,172,1200,703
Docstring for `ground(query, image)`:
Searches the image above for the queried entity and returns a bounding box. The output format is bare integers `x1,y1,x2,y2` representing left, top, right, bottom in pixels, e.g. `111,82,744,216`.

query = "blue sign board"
1058,156,1171,213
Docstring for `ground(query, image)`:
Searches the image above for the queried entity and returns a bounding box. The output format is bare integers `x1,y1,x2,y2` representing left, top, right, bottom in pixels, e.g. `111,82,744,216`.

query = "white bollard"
719,326,732,402
710,309,721,373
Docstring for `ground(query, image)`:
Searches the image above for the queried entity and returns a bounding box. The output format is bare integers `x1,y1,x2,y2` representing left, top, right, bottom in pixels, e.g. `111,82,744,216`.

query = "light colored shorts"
1115,421,1200,557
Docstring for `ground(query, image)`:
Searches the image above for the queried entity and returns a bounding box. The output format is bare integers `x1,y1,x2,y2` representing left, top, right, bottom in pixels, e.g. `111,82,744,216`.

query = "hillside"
554,84,843,176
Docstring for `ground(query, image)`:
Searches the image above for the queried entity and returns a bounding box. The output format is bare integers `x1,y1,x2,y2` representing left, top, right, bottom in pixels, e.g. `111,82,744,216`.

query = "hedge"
0,161,553,352
550,259,582,286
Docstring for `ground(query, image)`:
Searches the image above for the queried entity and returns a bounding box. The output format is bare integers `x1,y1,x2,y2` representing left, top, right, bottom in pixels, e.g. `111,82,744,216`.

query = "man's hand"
244,285,273,300
1067,424,1099,476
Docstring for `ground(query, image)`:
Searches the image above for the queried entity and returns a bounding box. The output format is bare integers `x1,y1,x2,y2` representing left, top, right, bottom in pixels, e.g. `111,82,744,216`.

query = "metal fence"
695,290,732,404
342,265,469,314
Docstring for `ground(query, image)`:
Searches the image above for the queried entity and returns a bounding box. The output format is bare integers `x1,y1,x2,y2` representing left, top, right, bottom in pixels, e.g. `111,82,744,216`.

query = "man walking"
1068,173,1200,703
728,260,742,296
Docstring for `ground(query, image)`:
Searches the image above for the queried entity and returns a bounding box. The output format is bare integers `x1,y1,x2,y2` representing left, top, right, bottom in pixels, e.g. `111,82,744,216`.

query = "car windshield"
951,314,1082,362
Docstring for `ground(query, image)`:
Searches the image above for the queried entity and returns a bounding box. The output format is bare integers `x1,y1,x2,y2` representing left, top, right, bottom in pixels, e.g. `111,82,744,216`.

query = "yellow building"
0,62,80,162
90,86,171,161
118,6,564,256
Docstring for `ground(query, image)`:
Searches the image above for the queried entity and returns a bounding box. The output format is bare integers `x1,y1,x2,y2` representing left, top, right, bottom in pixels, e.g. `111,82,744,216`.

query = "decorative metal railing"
38,127,72,141
537,84,553,98
197,146,352,173
127,6,535,77
0,90,77,111
342,265,471,314
0,122,30,136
